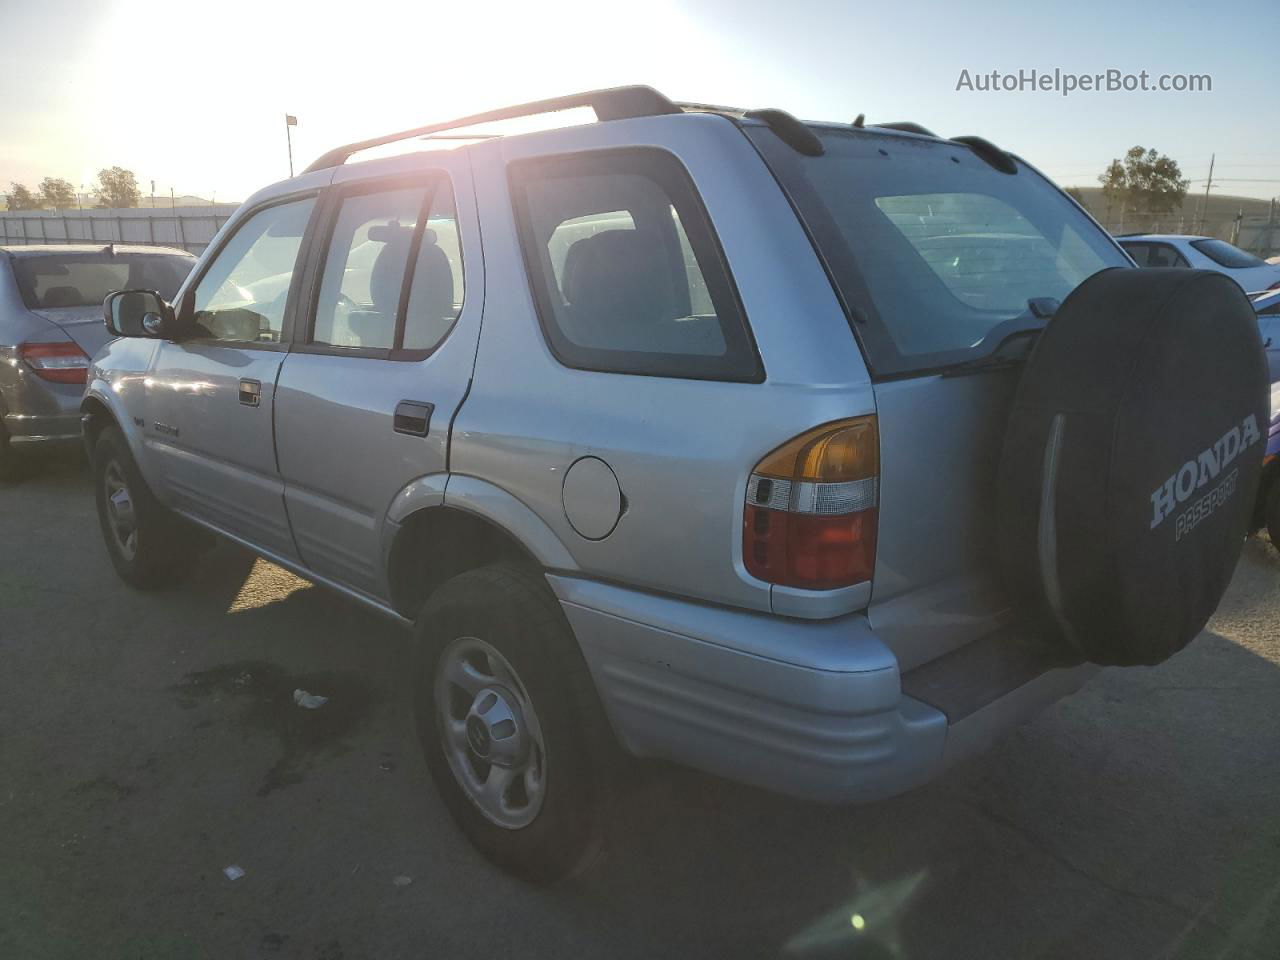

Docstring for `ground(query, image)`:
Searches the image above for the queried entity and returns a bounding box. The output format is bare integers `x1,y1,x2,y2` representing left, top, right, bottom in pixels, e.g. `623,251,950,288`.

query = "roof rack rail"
743,108,824,156
870,121,938,138
950,135,1017,174
303,85,681,174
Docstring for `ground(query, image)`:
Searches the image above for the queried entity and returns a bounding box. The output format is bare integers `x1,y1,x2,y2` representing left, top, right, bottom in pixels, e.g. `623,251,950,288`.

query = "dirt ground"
2,460,1278,959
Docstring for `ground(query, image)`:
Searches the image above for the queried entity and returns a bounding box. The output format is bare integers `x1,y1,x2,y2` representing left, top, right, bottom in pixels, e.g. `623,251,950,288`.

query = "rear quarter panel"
453,115,874,613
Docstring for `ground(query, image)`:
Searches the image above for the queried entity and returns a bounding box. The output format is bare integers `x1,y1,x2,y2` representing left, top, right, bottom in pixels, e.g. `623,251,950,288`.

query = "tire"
93,426,199,589
1267,480,1280,550
998,268,1269,666
412,562,613,882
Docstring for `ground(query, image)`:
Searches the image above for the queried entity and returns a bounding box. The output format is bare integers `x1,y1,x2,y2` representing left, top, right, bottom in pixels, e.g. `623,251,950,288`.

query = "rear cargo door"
745,123,1132,669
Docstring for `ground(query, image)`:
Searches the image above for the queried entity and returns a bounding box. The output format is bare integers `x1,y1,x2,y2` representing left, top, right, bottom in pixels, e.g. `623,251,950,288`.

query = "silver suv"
84,87,1267,881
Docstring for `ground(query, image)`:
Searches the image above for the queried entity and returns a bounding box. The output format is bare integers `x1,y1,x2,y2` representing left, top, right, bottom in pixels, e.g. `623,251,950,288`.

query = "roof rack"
870,121,939,138
303,85,680,173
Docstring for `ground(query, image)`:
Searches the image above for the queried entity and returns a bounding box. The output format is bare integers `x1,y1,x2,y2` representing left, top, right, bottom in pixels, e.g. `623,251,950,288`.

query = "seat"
559,230,679,349
41,285,82,308
403,234,456,350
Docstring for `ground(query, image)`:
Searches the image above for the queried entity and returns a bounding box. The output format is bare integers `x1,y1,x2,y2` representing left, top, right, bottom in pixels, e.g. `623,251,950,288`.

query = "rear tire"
93,426,199,589
412,562,613,882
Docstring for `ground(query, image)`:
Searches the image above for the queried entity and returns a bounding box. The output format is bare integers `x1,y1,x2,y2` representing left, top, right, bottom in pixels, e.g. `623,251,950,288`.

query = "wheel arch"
386,505,551,620
80,391,124,460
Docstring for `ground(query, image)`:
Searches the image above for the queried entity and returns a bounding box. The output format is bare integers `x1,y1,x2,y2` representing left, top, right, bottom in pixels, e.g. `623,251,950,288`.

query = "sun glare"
88,0,721,201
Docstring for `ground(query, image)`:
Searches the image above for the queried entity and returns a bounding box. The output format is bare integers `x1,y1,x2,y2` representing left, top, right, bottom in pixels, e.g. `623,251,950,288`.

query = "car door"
273,160,480,598
146,194,317,559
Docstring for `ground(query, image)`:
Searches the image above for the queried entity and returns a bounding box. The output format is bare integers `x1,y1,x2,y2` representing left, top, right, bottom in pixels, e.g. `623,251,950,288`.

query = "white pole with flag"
285,114,298,178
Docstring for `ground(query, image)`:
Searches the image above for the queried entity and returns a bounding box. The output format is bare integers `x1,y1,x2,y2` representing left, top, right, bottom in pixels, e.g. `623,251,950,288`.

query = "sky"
2,0,1277,204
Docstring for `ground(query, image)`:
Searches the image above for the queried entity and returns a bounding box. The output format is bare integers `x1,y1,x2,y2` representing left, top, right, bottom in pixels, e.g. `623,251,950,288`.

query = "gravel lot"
2,460,1278,959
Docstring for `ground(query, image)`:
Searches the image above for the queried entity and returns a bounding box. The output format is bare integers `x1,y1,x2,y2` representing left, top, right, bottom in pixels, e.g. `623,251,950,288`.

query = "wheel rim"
103,460,138,561
435,636,546,829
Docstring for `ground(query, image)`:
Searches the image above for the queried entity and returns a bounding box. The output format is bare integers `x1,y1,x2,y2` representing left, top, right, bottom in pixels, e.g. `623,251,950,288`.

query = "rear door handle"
394,400,433,437
239,378,262,407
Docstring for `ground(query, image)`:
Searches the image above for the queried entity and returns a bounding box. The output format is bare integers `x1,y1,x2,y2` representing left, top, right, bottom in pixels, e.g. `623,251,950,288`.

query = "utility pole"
1194,153,1215,234
1264,198,1277,260
150,179,155,207
285,114,298,178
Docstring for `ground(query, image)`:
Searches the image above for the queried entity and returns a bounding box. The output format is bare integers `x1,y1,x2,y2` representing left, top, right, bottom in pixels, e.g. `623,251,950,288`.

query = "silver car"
0,244,193,478
82,87,1264,881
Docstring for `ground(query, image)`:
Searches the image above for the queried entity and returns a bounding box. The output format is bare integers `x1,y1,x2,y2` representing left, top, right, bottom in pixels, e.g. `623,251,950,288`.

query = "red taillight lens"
19,342,90,384
743,417,879,590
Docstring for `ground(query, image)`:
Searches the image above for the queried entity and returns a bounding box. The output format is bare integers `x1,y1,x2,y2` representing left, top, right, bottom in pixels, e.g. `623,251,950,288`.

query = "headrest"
368,221,413,244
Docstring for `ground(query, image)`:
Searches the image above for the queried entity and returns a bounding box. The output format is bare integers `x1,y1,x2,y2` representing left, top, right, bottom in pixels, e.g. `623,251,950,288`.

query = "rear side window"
510,149,761,381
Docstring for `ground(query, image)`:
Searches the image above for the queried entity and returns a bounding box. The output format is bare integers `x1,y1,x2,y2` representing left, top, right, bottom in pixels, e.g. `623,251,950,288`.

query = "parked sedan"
1117,234,1280,292
1253,289,1280,382
0,244,194,479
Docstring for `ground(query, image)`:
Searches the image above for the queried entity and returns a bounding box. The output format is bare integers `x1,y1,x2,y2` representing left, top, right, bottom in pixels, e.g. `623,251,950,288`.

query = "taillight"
19,342,90,384
743,416,879,590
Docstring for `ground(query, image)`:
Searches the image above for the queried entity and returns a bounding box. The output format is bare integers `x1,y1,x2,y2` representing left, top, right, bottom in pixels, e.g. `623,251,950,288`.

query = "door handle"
239,378,262,407
393,400,433,437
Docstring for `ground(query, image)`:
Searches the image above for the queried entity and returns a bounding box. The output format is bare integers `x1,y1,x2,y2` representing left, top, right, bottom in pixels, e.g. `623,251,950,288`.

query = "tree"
38,177,77,210
1098,146,1188,229
6,182,42,211
94,166,140,208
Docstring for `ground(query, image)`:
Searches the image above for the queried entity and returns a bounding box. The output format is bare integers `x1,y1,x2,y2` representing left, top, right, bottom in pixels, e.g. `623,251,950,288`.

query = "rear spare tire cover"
997,268,1269,666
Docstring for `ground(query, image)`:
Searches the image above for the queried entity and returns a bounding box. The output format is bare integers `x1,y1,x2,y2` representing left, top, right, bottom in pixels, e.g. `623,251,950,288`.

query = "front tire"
413,563,613,882
93,426,198,589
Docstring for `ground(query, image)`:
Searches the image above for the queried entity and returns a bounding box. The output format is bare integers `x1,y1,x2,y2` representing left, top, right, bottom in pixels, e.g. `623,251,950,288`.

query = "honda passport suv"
83,87,1268,880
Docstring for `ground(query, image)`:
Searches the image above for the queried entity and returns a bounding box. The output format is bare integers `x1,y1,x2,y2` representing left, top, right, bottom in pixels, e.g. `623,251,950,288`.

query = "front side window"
14,253,193,309
191,197,316,343
1190,238,1266,269
510,149,760,381
749,127,1131,376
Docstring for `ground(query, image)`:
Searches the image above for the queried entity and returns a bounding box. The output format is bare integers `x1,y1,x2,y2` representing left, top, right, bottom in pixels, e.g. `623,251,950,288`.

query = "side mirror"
104,289,177,339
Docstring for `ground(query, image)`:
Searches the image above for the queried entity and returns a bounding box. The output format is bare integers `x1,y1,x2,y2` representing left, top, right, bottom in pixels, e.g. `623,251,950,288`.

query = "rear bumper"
549,575,1096,804
4,411,82,445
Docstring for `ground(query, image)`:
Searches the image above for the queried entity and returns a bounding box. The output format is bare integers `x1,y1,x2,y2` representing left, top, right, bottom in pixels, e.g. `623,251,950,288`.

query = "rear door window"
510,148,761,381
308,177,465,356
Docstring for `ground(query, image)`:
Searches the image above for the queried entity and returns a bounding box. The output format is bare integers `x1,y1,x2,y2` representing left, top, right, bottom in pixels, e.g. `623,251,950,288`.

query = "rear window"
13,252,193,310
748,127,1129,376
1190,238,1265,269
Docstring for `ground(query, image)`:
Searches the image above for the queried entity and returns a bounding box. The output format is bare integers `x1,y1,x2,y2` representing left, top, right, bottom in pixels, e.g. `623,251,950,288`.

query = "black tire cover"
997,268,1269,666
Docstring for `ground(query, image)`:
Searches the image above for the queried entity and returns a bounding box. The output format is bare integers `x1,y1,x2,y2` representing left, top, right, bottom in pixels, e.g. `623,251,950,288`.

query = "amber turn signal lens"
754,417,878,483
